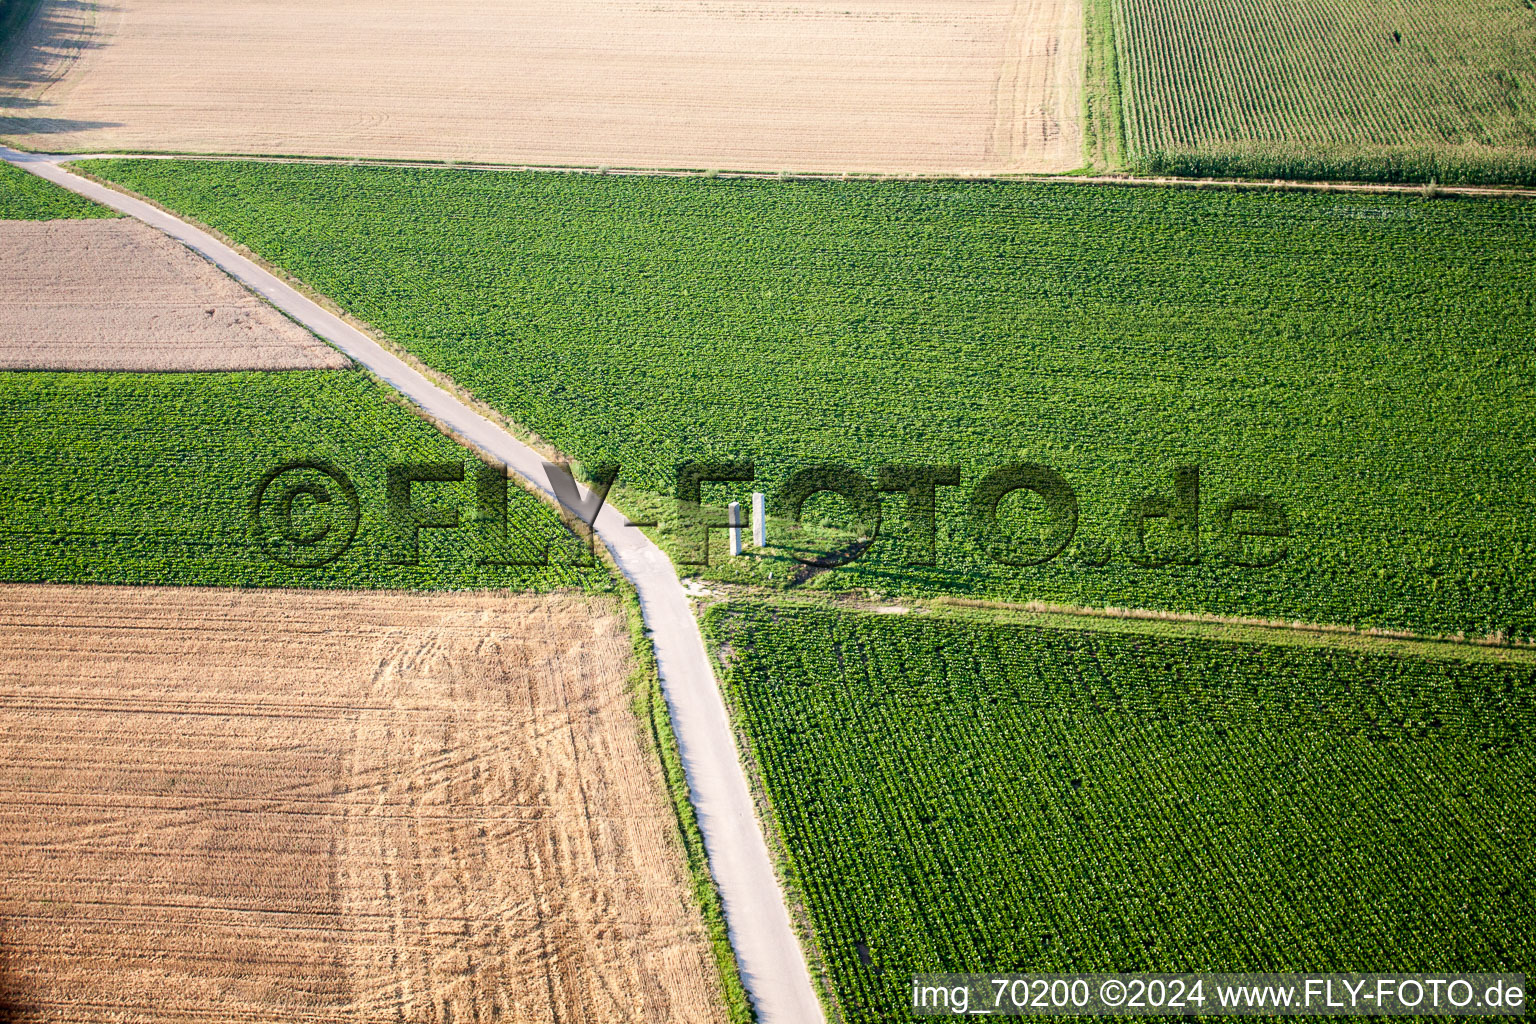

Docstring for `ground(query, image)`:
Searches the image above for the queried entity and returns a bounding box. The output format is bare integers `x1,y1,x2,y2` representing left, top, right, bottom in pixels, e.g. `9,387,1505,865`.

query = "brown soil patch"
0,584,727,1024
0,219,349,370
0,0,1082,174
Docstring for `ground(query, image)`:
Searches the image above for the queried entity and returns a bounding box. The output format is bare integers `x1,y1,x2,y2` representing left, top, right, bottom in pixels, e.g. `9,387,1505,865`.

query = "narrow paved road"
2,146,826,1024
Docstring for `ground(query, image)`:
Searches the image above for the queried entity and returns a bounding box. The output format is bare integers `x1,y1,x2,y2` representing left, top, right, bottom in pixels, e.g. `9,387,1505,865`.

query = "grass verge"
1081,0,1127,171
81,158,1536,640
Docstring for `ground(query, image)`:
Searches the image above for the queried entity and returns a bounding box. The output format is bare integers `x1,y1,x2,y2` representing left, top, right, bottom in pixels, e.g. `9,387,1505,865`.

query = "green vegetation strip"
0,370,602,590
1100,0,1536,184
86,160,1536,638
707,602,1535,1024
0,161,117,219
1081,0,1128,171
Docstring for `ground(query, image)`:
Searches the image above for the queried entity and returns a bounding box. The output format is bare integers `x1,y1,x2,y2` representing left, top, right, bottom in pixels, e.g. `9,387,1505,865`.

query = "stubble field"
0,0,1083,174
0,584,727,1023
0,218,349,370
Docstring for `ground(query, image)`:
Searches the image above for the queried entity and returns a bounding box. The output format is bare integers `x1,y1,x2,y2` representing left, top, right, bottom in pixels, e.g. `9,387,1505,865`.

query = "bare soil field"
0,0,1082,174
0,585,726,1024
0,218,348,370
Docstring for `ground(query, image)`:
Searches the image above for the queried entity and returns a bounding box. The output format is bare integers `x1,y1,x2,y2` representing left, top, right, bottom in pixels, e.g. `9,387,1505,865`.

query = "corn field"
1088,0,1536,184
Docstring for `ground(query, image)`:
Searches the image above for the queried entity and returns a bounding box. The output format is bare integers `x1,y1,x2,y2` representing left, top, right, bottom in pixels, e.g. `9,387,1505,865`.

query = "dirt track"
0,585,727,1023
0,0,1082,174
0,218,348,370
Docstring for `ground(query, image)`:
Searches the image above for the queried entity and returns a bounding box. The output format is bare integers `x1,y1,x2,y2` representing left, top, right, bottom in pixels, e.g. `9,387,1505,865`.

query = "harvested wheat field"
0,585,726,1024
0,0,1082,174
0,219,348,370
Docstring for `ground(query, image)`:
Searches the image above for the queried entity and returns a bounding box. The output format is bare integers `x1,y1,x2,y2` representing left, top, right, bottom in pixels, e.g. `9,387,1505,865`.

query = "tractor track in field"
0,144,827,1024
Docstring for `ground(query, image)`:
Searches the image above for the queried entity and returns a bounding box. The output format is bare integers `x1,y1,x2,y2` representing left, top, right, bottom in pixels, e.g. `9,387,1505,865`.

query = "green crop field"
0,370,602,590
707,602,1536,1024
1086,0,1536,184
0,161,116,219
87,160,1536,639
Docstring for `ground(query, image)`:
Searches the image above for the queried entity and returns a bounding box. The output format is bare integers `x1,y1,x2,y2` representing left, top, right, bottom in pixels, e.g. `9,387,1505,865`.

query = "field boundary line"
685,582,1536,664
921,597,1536,652
10,148,1536,198
907,597,1536,664
0,144,825,1024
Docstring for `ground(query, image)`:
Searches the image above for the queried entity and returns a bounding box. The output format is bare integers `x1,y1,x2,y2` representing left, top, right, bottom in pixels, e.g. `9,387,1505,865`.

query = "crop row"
706,603,1536,1023
86,160,1536,637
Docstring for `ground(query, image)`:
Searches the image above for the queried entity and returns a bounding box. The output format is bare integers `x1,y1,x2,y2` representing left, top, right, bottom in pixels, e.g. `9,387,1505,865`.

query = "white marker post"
752,491,767,548
728,501,744,557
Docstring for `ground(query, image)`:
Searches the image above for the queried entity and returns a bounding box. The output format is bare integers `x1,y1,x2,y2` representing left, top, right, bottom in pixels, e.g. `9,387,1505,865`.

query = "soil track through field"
0,145,826,1024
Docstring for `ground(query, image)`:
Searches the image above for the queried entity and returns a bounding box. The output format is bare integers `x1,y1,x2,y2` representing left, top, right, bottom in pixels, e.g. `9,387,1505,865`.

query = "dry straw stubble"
0,584,727,1024
0,218,348,371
